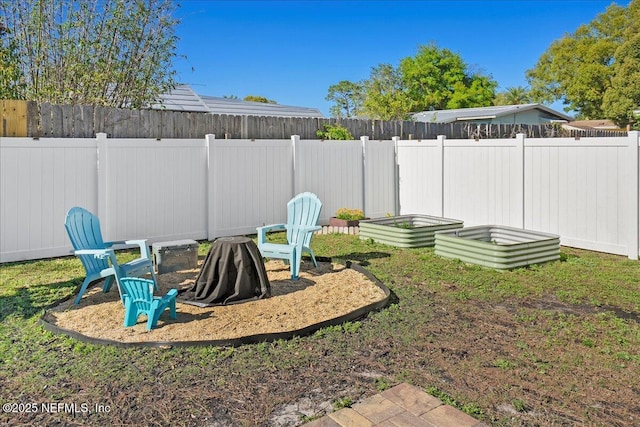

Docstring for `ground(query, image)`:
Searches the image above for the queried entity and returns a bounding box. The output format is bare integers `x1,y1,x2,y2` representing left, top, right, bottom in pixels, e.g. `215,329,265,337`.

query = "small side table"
179,236,270,306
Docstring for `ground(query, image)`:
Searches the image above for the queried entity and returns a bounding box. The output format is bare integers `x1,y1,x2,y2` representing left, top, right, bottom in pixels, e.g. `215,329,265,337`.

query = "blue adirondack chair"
64,207,157,305
256,192,322,280
119,277,177,331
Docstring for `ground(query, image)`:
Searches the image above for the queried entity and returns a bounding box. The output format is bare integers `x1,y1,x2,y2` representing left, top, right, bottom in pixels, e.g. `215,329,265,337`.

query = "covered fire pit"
178,236,270,306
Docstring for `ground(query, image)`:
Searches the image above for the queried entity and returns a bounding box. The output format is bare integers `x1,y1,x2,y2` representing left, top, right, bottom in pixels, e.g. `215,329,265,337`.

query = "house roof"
153,84,324,118
412,103,573,124
563,119,623,131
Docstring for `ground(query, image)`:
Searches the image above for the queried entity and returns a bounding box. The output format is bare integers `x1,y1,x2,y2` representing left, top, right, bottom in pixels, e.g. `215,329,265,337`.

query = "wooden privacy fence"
0,100,629,140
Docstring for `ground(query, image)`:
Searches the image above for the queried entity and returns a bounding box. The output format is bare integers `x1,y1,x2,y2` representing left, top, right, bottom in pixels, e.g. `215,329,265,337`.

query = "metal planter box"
434,225,560,270
359,215,464,248
152,239,199,274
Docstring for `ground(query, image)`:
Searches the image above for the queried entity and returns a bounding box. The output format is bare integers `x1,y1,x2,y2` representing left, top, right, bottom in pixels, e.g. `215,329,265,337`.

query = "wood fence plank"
178,111,189,138
0,100,28,137
151,109,163,138
94,106,105,136
17,102,630,139
60,105,73,137
74,105,93,138
0,100,4,136
51,105,64,137
39,103,52,137
26,101,39,137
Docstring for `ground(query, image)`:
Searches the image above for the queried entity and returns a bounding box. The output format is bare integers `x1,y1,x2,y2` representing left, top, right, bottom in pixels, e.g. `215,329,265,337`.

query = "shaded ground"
1,237,638,427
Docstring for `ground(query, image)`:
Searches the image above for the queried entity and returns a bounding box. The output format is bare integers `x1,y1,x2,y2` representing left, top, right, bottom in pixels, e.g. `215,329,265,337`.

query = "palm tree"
494,86,531,105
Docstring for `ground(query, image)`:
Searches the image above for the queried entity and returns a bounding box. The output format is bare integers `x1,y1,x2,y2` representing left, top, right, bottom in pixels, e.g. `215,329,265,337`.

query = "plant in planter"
359,214,464,248
384,212,414,229
329,208,366,227
393,219,415,229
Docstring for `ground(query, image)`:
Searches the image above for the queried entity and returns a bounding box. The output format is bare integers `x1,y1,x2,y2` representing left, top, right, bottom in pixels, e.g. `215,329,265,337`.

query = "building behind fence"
1,100,628,140
1,132,638,263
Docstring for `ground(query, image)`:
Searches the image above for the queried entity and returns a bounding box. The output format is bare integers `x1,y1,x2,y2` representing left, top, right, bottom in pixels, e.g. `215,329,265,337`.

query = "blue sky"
173,0,629,116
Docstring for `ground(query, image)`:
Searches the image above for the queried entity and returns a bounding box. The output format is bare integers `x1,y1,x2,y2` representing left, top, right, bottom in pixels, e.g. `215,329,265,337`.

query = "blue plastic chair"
64,207,157,305
119,277,177,330
256,192,322,280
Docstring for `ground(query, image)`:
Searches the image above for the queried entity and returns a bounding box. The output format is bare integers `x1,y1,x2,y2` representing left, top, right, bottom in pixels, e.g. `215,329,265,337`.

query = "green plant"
384,213,414,228
397,221,414,229
332,396,353,410
299,414,322,422
316,123,354,140
335,208,365,221
392,219,414,229
512,399,527,413
375,377,392,392
1,0,179,108
426,386,458,407
493,358,515,369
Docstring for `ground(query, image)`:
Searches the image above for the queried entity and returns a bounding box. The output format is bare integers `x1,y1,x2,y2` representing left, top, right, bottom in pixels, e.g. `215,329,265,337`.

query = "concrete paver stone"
305,383,485,427
419,404,482,427
328,407,375,427
351,394,406,424
380,383,443,416
305,416,342,427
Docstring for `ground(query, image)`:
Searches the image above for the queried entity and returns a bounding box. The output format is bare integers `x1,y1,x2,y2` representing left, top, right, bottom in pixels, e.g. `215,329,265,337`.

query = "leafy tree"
494,86,532,106
353,43,496,120
0,0,180,108
601,33,640,128
446,75,497,109
325,80,364,118
362,63,412,120
601,1,640,128
0,21,25,99
243,95,276,104
526,0,637,122
399,43,497,111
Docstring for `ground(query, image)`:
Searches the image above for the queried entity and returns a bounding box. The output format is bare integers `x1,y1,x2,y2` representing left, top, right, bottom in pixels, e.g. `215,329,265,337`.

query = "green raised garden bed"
359,215,464,248
434,225,560,270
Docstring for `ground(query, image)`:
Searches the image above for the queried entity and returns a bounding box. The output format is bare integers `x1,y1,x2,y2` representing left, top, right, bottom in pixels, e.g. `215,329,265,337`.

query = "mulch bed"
42,260,389,346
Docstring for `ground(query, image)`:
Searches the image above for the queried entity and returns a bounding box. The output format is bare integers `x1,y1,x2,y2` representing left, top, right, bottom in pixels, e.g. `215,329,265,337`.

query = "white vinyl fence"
397,132,639,259
0,134,397,262
1,132,638,263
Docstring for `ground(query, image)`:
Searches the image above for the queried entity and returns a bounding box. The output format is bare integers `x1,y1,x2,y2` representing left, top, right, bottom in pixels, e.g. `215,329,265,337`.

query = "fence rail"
1,132,638,263
0,100,629,140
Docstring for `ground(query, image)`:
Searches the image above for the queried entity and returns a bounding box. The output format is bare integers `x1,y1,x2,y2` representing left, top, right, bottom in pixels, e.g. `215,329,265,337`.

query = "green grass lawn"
1,234,638,426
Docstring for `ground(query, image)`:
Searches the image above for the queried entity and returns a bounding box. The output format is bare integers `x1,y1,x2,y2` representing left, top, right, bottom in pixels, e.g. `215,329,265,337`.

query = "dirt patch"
43,260,387,344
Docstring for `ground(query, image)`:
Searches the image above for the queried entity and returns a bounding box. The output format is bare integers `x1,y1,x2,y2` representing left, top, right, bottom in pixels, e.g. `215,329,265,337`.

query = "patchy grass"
0,234,638,426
